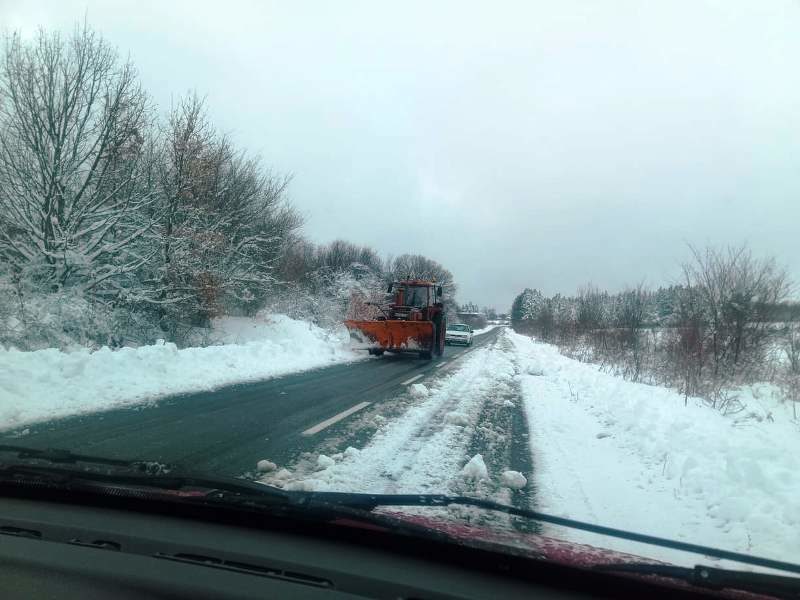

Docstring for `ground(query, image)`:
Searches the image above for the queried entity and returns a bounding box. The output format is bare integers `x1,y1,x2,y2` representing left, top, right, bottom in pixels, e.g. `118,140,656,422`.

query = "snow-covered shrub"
0,275,163,351
510,245,795,409
265,268,386,330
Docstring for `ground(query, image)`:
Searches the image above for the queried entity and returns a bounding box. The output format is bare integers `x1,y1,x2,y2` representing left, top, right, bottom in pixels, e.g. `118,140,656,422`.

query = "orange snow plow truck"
345,280,446,359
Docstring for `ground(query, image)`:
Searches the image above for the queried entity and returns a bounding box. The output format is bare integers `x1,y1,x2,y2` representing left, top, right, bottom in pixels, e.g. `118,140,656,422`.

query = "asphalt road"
8,327,504,476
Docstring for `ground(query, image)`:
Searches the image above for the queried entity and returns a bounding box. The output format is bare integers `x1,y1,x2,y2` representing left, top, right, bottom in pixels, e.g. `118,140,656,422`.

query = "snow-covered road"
276,328,800,569
299,333,525,498
2,324,507,479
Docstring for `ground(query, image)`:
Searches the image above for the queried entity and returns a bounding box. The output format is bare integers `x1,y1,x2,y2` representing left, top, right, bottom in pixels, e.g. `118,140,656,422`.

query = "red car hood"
384,510,653,567
370,511,762,599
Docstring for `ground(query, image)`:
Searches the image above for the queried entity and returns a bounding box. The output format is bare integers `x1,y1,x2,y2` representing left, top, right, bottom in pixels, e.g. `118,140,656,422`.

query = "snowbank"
509,330,800,567
0,314,361,430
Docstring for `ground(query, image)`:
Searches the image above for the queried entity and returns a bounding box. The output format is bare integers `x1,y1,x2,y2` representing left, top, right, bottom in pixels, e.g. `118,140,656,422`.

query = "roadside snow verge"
0,314,361,430
509,329,800,568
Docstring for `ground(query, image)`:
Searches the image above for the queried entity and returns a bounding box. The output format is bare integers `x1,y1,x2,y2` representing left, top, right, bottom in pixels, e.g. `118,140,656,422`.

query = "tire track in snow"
268,335,525,500
462,333,537,532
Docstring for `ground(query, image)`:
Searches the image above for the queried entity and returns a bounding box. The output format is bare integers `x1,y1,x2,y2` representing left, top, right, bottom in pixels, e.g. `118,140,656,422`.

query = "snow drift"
508,329,800,567
0,314,360,430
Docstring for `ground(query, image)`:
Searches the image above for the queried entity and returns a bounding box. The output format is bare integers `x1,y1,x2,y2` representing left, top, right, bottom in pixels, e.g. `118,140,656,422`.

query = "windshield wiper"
293,492,800,577
0,461,293,502
1,455,799,583
0,444,163,471
594,563,800,600
0,462,432,537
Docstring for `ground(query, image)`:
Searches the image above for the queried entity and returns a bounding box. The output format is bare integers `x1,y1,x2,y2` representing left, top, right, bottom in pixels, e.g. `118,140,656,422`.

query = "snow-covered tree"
314,240,383,276
0,25,153,297
682,244,790,376
389,254,456,299
135,94,300,333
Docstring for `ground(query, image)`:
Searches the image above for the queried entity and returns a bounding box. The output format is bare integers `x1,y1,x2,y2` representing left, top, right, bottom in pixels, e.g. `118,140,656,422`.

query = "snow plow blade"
345,320,434,353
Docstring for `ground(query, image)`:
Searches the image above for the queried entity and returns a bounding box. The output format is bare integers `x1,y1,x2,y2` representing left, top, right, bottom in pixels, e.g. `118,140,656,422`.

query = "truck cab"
388,280,443,322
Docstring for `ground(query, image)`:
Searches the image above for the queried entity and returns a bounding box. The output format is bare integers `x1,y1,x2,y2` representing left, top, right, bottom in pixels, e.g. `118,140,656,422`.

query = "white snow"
444,411,470,426
316,454,335,469
501,470,527,489
256,459,277,473
284,326,800,570
273,468,292,480
298,342,518,495
284,479,319,492
461,454,490,481
408,383,429,398
472,324,503,336
508,329,800,569
0,314,361,430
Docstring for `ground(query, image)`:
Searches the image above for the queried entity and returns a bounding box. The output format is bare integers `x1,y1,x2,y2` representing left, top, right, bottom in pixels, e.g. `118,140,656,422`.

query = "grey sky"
4,1,800,310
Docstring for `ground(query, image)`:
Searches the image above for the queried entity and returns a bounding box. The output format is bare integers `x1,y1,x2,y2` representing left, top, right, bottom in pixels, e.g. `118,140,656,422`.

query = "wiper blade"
0,461,293,503
0,464,430,536
292,492,800,576
2,458,798,581
0,444,160,471
594,563,800,600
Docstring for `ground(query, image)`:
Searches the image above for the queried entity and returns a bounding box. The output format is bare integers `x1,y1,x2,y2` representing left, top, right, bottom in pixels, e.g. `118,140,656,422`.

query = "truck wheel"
368,348,385,356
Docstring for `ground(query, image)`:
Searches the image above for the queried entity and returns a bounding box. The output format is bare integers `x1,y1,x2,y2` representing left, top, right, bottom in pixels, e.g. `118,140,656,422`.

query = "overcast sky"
4,1,800,309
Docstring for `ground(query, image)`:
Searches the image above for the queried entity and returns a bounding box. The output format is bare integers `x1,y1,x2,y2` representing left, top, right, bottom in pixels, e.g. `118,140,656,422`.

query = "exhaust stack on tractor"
345,280,446,359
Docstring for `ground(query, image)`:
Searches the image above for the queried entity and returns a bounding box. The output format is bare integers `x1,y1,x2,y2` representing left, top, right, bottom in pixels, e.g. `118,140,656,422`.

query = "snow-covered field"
0,314,360,430
277,328,800,568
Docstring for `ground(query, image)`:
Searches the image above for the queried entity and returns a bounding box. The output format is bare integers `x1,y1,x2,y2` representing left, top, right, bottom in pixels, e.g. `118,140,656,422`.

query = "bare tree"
508,245,792,407
138,94,300,333
390,254,456,298
314,240,383,277
577,284,607,332
613,283,649,380
0,25,153,295
682,244,790,379
615,284,647,338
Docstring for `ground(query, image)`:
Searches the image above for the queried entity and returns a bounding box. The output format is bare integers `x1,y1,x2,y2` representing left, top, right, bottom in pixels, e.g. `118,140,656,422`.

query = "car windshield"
2,1,799,581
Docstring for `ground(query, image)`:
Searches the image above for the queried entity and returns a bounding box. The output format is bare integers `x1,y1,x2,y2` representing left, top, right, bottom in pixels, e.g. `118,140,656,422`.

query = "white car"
445,323,473,346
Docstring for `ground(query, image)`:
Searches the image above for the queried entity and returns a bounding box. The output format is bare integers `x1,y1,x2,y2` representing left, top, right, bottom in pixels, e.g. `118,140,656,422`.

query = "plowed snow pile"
0,314,360,430
509,329,800,566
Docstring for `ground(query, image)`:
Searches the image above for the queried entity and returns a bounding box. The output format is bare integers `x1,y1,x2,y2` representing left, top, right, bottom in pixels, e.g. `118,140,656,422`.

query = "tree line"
511,245,798,412
0,25,455,350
